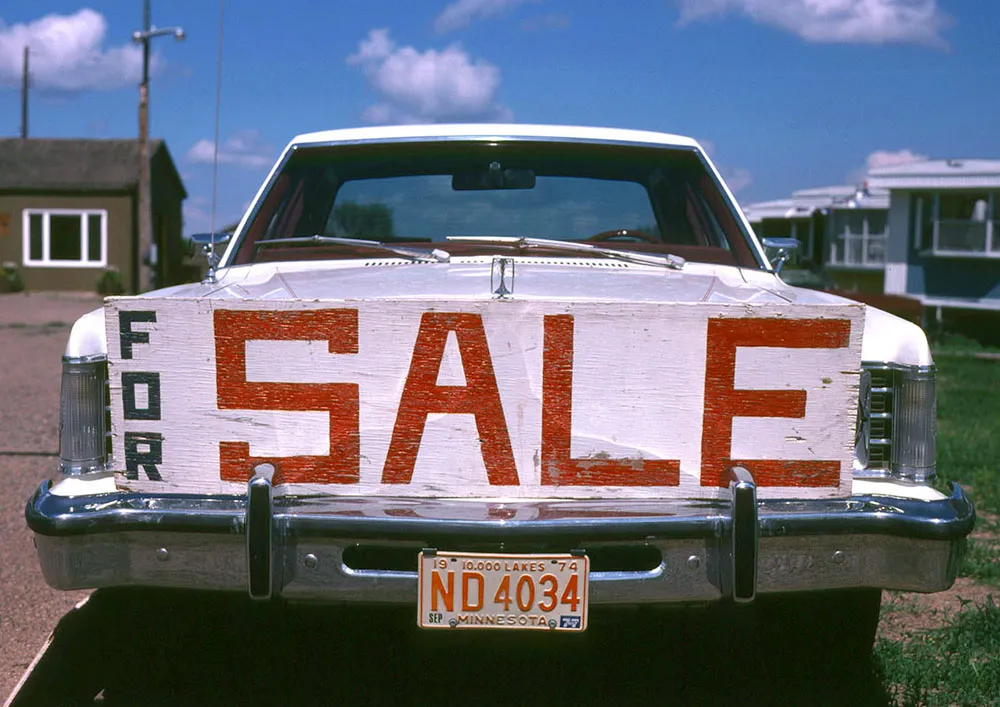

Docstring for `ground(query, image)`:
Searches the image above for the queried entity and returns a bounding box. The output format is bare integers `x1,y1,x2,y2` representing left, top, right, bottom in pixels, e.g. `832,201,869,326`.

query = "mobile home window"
22,210,108,268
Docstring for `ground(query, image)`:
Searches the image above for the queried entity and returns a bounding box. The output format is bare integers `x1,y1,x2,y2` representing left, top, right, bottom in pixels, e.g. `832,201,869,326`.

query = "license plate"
418,551,589,631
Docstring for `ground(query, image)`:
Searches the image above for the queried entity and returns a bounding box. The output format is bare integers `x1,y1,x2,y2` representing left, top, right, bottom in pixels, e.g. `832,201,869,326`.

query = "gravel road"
0,293,100,699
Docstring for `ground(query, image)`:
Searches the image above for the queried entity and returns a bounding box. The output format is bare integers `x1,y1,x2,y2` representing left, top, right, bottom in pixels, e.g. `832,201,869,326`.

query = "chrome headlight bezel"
855,362,936,483
58,354,110,475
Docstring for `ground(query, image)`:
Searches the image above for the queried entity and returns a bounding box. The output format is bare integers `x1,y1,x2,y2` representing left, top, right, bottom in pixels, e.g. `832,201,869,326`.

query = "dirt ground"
0,291,994,703
0,293,98,698
879,578,996,642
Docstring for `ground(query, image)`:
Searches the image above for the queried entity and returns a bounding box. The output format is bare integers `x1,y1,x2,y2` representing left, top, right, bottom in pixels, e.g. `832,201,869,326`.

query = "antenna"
205,0,225,283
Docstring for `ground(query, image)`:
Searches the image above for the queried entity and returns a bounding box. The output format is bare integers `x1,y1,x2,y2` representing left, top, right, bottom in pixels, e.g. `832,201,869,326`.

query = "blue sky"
1,0,997,235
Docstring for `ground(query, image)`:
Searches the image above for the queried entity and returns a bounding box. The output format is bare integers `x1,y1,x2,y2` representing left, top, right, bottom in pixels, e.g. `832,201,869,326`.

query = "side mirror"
761,237,800,274
186,232,232,258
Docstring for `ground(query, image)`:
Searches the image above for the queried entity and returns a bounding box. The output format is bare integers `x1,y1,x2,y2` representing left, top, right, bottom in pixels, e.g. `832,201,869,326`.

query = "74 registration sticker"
418,551,589,631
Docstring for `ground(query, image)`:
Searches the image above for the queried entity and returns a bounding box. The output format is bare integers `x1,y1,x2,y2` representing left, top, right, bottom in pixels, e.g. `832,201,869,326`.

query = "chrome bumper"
26,472,974,605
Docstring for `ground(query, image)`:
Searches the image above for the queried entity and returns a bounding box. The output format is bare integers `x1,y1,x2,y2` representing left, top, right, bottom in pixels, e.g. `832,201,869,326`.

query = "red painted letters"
214,309,360,484
541,315,680,486
209,308,854,491
382,312,519,485
700,317,850,488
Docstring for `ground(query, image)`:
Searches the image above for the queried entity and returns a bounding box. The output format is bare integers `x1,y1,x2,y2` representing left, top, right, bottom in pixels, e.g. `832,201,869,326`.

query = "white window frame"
827,210,888,268
922,191,1000,258
22,209,108,268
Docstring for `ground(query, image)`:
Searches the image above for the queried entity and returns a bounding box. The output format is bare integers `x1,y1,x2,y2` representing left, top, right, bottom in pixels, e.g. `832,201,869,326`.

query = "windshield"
231,140,763,268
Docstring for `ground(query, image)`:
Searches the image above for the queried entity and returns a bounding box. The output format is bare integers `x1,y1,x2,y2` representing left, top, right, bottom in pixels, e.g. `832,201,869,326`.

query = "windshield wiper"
445,236,684,270
256,235,450,263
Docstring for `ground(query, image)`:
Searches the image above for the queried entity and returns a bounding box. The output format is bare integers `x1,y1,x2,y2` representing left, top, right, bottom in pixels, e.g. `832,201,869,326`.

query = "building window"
828,210,888,268
22,210,108,268
916,191,999,256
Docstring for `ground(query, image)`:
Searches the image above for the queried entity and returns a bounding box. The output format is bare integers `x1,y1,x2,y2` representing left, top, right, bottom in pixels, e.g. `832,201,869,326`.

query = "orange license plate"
418,551,589,631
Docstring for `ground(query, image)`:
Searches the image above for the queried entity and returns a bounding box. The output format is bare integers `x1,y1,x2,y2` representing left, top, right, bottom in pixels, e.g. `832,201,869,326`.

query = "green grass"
876,597,1000,707
931,332,1000,356
933,354,1000,584
959,538,1000,585
933,356,1000,517
875,353,1000,703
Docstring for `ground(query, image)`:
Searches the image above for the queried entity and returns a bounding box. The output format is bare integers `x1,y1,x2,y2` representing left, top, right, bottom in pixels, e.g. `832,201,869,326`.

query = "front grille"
864,366,896,472
104,360,113,461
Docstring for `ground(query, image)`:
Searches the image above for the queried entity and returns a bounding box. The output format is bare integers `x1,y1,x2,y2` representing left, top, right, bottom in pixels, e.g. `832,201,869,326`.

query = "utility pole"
20,46,28,139
132,0,184,292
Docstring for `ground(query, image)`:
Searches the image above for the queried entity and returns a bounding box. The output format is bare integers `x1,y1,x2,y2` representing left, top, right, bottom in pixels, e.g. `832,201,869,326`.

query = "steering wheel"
585,228,660,244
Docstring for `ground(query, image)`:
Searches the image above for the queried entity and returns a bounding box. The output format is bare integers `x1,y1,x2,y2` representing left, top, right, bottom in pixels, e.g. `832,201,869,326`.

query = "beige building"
0,138,186,293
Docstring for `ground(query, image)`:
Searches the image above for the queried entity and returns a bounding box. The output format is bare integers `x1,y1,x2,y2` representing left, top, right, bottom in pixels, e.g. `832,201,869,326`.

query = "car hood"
160,257,787,305
66,257,932,366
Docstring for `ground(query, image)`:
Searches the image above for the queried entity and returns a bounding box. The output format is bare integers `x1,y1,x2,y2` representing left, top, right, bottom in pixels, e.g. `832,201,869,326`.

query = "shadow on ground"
10,588,892,706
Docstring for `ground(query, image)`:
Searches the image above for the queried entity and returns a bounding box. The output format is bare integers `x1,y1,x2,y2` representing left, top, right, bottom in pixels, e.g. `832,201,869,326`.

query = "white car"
28,124,973,663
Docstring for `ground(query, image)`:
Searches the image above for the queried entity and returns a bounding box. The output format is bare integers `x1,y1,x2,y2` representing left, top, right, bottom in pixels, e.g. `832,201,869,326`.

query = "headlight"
894,368,936,480
58,355,109,475
856,363,936,483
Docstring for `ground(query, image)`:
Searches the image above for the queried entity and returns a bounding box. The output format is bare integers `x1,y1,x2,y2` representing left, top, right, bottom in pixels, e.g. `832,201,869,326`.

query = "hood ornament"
491,257,515,299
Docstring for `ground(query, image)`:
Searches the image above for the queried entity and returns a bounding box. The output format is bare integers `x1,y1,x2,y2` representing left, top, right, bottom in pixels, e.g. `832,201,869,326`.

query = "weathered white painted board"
105,298,864,500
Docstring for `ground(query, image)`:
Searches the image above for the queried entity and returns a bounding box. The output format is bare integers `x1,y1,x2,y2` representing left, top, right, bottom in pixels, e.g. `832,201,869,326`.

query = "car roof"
289,124,702,151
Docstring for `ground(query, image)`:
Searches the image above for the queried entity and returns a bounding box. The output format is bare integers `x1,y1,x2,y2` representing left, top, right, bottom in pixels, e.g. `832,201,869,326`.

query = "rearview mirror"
452,167,536,191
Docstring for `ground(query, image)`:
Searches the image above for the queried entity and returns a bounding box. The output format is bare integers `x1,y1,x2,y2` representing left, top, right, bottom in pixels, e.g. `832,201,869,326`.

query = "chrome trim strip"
895,465,936,484
292,133,705,152
58,461,107,476
27,483,974,603
862,361,936,375
61,353,108,365
853,468,896,480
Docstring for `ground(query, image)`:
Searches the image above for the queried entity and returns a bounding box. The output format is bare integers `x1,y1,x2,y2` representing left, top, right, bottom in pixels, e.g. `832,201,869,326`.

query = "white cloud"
848,148,927,182
865,148,928,170
696,138,753,193
434,0,541,33
674,0,952,48
347,29,512,124
186,129,274,169
722,166,753,193
0,9,151,91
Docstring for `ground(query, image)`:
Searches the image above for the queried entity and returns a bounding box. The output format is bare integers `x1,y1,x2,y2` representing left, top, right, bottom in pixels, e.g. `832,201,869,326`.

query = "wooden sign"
105,298,864,500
